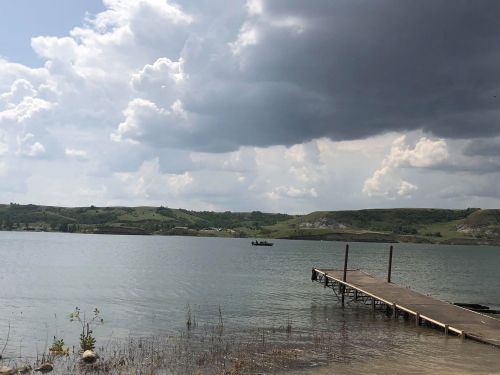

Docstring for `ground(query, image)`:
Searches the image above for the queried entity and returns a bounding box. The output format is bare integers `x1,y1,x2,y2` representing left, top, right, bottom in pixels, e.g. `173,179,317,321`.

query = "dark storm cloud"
464,139,500,157
172,0,500,151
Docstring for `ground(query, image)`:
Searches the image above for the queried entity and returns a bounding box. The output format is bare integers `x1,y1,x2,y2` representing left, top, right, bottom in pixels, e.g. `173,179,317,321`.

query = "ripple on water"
0,233,499,372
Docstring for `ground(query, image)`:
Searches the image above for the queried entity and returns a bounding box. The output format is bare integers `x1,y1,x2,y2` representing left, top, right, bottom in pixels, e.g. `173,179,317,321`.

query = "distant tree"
260,228,272,235
235,230,247,238
3,219,13,230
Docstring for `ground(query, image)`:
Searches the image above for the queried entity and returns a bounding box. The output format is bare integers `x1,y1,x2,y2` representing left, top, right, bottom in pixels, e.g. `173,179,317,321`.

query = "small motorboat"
251,240,273,246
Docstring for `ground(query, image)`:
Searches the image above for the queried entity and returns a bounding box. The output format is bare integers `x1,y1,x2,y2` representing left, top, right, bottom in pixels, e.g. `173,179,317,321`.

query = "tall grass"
1,314,349,375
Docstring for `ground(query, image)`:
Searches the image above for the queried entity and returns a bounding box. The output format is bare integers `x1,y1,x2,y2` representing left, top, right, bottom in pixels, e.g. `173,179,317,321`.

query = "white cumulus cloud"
266,186,318,200
363,136,448,199
0,1,499,211
65,148,88,159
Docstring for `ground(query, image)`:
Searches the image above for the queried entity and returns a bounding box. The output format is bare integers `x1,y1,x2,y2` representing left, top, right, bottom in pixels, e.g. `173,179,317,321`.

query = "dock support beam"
341,244,349,307
387,245,393,283
311,268,317,281
312,267,500,347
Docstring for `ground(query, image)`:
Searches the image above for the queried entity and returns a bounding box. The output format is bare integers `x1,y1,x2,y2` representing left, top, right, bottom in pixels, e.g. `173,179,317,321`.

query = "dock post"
444,325,449,336
415,312,420,326
372,298,376,310
387,245,393,283
393,303,397,319
341,244,349,307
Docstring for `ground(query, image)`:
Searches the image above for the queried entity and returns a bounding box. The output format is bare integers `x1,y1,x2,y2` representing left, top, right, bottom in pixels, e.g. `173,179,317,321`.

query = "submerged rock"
34,363,53,373
16,365,32,374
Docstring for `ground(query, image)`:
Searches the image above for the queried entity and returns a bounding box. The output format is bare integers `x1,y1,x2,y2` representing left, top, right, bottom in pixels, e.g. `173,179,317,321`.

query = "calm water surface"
0,232,499,372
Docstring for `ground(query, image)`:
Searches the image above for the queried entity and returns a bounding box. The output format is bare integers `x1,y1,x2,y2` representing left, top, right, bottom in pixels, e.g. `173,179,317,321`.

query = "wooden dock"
312,268,500,348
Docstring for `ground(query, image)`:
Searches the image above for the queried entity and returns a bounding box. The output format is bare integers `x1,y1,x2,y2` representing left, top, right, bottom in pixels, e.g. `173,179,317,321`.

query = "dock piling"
388,245,393,283
341,244,349,307
311,268,317,281
312,267,500,347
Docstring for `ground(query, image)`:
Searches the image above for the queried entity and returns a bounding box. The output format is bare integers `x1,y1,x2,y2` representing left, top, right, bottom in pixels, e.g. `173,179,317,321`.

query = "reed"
2,317,347,374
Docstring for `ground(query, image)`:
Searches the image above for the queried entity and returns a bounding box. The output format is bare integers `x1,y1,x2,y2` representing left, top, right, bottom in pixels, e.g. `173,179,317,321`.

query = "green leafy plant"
49,336,68,355
69,307,104,352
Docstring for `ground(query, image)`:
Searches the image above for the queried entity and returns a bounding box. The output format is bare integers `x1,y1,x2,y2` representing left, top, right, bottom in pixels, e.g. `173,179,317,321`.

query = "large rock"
81,350,98,364
0,366,16,375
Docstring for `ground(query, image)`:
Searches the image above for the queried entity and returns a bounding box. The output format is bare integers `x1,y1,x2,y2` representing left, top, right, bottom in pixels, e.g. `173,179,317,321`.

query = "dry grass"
2,321,350,375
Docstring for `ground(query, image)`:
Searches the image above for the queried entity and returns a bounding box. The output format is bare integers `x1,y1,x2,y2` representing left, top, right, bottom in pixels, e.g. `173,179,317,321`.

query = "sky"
0,0,499,213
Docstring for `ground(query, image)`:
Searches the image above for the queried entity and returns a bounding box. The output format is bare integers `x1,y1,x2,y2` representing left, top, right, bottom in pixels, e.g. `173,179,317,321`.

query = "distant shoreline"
1,204,499,246
1,227,499,246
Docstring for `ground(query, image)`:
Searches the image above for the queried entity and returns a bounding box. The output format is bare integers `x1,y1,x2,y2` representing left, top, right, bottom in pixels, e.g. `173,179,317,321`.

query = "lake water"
0,231,499,373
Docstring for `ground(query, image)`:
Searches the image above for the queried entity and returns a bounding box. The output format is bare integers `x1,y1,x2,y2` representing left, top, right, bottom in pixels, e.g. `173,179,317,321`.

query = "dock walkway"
313,268,500,347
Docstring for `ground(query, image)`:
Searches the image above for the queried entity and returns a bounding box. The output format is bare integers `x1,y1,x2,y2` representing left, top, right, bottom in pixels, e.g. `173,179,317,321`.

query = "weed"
186,304,197,330
0,322,10,359
286,317,292,335
49,336,68,355
69,307,103,352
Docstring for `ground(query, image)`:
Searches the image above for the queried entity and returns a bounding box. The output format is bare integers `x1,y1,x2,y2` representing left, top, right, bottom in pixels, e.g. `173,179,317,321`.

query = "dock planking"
313,268,500,348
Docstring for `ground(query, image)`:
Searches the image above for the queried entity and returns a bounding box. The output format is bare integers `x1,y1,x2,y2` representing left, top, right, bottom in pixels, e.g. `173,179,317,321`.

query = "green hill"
0,203,293,237
1,203,499,245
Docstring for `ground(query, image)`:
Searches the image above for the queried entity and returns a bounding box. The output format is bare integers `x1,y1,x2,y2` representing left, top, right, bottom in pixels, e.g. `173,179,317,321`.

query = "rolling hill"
1,203,500,245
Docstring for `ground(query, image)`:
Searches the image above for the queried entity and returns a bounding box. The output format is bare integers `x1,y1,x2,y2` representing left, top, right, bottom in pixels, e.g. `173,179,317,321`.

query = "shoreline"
2,320,500,375
1,228,500,247
0,322,367,375
2,205,500,246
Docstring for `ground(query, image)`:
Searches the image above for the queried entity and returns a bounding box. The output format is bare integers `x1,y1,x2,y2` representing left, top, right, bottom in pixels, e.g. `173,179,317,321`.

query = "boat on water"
251,240,273,246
